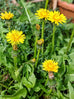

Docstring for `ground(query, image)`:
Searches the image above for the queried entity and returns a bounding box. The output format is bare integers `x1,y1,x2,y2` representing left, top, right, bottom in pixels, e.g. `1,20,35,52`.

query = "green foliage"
22,73,36,88
68,82,74,99
0,0,74,99
0,88,27,99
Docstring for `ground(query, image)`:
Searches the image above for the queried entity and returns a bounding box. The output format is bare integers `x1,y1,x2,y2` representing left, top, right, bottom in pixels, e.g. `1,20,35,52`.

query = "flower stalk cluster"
35,9,66,54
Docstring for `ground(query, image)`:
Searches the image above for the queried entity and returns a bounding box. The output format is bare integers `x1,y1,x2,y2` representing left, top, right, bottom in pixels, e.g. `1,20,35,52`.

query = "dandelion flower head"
6,30,26,45
42,60,59,72
48,11,67,25
35,8,50,20
0,11,14,20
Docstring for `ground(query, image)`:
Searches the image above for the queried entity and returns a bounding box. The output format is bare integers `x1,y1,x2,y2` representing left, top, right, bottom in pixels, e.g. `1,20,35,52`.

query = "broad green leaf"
58,47,67,55
57,90,67,99
69,52,74,63
0,22,8,33
0,22,4,26
69,74,74,82
39,84,52,94
22,77,33,88
67,52,74,74
66,23,74,30
0,46,6,53
15,66,23,78
34,86,41,92
68,82,74,99
13,88,27,99
0,88,27,99
65,74,74,82
28,73,36,87
68,63,74,74
22,73,36,88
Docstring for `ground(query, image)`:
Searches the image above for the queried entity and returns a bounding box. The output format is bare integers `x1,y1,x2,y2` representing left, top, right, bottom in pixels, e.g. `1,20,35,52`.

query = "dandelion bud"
13,45,18,51
48,72,54,79
37,39,44,46
31,58,36,63
36,24,40,30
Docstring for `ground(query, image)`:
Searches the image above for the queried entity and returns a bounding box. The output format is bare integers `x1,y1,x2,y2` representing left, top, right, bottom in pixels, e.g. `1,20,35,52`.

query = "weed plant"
0,0,74,99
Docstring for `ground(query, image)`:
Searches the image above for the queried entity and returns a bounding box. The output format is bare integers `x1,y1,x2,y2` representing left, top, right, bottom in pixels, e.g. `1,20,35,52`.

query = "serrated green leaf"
57,90,67,99
66,74,74,82
22,73,36,88
66,23,74,30
0,22,8,33
0,88,27,99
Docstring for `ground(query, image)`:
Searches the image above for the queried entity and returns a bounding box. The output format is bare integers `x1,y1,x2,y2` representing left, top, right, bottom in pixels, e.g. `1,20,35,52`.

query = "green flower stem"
39,90,43,98
25,38,28,61
41,0,49,55
61,56,66,76
51,24,56,53
66,29,74,54
25,53,27,61
34,35,38,58
1,32,5,45
35,49,40,68
8,22,10,31
45,75,49,86
5,21,10,31
26,65,28,79
41,20,45,39
13,51,18,71
8,80,14,86
0,83,8,89
15,66,23,81
45,0,49,9
5,21,9,31
41,20,45,55
14,56,17,70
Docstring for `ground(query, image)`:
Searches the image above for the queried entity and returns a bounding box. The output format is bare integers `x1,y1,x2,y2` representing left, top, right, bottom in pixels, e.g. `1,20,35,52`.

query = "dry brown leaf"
52,0,58,10
12,0,19,6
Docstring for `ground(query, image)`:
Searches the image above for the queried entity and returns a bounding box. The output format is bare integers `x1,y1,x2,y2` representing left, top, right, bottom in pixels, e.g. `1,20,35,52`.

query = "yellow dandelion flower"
35,8,50,20
42,60,59,72
37,39,44,46
48,11,67,25
0,11,14,20
6,30,26,45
